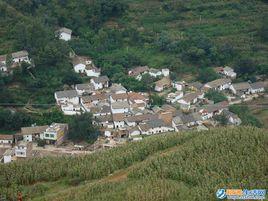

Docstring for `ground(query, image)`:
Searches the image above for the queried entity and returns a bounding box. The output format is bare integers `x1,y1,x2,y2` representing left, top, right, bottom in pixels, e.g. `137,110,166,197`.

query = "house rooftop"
139,119,167,131
21,125,48,135
232,82,251,91
55,90,78,99
111,93,128,100
0,134,14,140
110,84,127,93
82,93,108,102
72,56,92,66
182,92,203,103
155,77,171,87
129,66,149,76
206,78,231,88
12,50,29,59
112,113,126,122
188,81,203,90
75,83,94,91
92,76,109,84
0,54,7,62
250,82,265,90
111,101,129,109
58,27,72,35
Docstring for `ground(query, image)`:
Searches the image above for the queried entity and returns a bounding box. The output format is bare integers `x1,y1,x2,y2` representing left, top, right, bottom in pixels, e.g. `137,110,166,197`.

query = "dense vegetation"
0,0,267,105
205,89,227,103
229,105,263,127
0,127,267,200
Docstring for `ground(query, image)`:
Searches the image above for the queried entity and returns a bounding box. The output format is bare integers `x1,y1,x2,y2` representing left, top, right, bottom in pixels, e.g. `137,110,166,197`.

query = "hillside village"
0,27,267,164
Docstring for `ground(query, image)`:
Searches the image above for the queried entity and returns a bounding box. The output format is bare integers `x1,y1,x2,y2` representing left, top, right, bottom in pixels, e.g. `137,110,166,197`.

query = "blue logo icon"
216,189,226,199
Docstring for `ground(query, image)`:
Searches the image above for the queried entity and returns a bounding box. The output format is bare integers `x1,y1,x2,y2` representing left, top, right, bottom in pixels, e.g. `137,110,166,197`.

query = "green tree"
205,89,227,103
68,113,99,143
62,72,82,86
198,68,220,83
149,93,165,107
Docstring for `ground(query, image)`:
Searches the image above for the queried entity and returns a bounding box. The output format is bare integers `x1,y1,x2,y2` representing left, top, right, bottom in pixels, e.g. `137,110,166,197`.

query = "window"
45,134,49,137
50,134,54,138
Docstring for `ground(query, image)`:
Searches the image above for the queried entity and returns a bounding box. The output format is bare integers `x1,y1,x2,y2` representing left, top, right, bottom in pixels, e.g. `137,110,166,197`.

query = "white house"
250,82,265,94
166,91,184,103
12,51,31,64
0,135,14,146
41,123,68,145
128,66,149,80
72,56,100,77
2,149,14,163
162,68,170,77
55,90,79,105
109,83,127,94
230,82,251,98
172,81,184,91
155,77,171,92
15,142,29,158
204,78,231,91
222,66,237,79
113,114,125,128
75,83,94,96
0,63,7,72
111,101,129,114
178,92,204,110
139,119,174,135
110,93,128,103
56,27,72,41
149,68,162,77
198,101,229,120
21,125,48,142
61,103,81,115
128,126,141,137
90,76,109,90
222,110,241,125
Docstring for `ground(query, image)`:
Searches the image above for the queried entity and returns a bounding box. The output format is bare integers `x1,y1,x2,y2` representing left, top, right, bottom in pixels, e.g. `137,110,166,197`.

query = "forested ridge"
0,0,267,105
0,127,267,200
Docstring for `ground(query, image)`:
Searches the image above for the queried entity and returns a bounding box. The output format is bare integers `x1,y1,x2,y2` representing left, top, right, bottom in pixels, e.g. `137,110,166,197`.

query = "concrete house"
12,51,31,64
198,101,229,120
139,119,174,135
15,142,31,158
110,93,128,103
0,135,14,147
204,78,231,91
250,82,265,94
149,68,162,77
222,110,241,125
113,113,126,128
21,125,48,142
172,81,184,91
128,66,149,80
230,82,251,98
40,123,68,145
72,56,100,77
75,83,94,96
90,76,109,90
178,92,204,110
166,91,184,103
111,101,129,114
155,77,171,92
109,83,127,94
222,66,237,79
55,90,79,105
56,27,72,41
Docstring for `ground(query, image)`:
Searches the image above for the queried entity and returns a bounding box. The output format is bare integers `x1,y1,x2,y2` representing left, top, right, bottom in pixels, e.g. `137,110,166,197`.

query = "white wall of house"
155,85,163,92
251,88,265,94
141,126,174,135
126,121,136,127
91,80,103,90
114,121,125,128
60,32,71,41
15,146,27,158
3,155,12,163
0,139,12,144
13,56,30,64
0,66,7,72
129,130,141,137
162,69,170,77
74,64,86,73
23,135,33,142
55,95,79,105
61,104,81,115
111,107,129,114
85,69,100,77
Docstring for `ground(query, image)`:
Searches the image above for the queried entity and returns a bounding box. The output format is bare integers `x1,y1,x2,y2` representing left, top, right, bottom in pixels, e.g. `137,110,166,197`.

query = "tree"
68,113,99,143
214,114,228,125
198,68,220,83
149,94,165,107
205,89,227,103
62,72,82,86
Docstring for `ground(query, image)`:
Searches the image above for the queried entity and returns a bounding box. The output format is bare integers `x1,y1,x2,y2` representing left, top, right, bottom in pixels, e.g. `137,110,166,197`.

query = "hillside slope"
0,127,267,201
